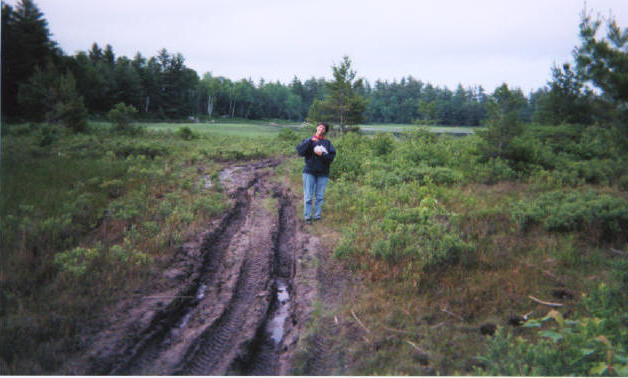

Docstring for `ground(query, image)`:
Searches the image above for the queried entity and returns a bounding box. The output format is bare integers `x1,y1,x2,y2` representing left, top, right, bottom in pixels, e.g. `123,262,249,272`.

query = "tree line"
2,0,626,134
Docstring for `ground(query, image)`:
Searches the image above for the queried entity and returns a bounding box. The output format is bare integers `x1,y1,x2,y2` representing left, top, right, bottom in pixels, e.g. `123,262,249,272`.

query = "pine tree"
2,0,58,117
307,56,367,132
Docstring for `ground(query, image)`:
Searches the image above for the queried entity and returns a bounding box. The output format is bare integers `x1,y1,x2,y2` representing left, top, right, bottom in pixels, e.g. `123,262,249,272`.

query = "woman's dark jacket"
296,137,336,177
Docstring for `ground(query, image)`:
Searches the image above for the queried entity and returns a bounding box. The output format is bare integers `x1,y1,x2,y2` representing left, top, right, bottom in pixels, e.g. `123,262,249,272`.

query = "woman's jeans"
303,173,328,220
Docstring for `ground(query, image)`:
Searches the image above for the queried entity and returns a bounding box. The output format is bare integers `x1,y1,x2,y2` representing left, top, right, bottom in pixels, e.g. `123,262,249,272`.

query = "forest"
1,0,605,127
2,0,628,376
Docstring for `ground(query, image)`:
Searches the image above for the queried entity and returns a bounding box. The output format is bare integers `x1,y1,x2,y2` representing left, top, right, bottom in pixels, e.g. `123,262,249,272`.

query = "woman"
296,122,336,224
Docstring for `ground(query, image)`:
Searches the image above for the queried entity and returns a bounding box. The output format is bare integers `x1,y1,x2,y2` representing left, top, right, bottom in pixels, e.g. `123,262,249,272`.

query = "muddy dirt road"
70,159,351,375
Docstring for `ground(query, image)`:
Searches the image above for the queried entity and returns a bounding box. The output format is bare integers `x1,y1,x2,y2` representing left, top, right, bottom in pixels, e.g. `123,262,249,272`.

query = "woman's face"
316,124,326,136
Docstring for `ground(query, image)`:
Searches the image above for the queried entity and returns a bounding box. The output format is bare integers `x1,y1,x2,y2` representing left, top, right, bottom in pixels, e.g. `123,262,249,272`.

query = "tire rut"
87,158,320,376
99,187,251,375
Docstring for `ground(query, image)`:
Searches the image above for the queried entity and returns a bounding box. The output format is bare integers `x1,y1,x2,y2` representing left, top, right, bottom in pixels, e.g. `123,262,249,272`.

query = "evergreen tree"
533,63,593,125
2,0,58,118
54,72,88,133
307,56,367,131
574,9,628,134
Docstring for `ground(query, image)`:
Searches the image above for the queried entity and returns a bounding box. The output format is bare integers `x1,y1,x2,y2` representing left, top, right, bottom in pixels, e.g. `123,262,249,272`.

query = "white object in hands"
314,145,328,155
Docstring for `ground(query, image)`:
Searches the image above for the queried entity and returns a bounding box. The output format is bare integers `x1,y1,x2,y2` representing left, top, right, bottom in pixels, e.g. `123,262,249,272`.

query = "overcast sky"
13,0,628,93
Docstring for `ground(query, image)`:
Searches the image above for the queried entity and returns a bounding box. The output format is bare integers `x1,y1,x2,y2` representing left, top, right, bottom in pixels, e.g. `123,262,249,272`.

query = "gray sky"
14,0,628,93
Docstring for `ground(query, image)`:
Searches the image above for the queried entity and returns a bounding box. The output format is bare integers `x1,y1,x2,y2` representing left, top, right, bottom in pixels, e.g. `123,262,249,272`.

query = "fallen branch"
529,295,563,307
441,307,464,321
351,309,371,334
610,247,625,255
406,340,429,356
430,321,446,329
382,325,412,335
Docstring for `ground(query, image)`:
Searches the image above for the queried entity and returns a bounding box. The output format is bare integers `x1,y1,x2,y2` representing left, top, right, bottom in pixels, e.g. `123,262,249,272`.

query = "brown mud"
65,158,355,375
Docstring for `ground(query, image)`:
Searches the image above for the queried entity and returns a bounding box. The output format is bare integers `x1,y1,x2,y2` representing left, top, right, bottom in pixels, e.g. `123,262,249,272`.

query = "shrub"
478,261,628,377
108,103,140,134
54,245,101,276
512,190,628,241
330,132,365,181
278,127,298,142
370,132,395,156
109,244,151,266
334,192,473,281
176,126,197,140
474,158,517,184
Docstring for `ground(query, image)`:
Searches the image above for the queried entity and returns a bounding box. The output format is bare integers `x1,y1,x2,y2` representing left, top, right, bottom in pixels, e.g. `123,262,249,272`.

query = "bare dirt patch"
64,158,356,375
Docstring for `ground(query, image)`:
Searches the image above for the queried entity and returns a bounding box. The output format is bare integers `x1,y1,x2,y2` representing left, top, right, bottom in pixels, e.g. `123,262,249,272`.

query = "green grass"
358,123,478,135
140,120,477,138
143,119,303,138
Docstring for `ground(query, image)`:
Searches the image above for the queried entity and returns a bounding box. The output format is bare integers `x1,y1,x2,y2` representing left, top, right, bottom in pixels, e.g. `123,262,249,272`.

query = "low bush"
477,257,628,376
176,126,198,140
108,103,141,135
512,190,628,241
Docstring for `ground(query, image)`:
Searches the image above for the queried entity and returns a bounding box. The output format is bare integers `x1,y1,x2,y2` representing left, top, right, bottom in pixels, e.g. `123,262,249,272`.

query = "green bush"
109,244,151,266
330,132,365,181
277,127,298,142
108,103,140,134
334,193,473,277
176,126,197,140
54,245,101,276
478,258,628,377
114,142,167,159
370,132,395,156
512,190,628,241
474,158,517,184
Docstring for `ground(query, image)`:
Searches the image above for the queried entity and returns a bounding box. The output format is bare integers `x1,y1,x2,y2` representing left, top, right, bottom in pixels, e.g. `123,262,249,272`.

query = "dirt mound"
64,158,354,375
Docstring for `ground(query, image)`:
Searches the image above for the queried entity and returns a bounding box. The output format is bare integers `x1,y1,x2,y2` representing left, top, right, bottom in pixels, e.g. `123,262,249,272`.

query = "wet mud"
71,158,349,375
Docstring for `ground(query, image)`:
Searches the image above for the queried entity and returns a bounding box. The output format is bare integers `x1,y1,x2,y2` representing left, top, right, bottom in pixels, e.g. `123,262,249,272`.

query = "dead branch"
528,295,563,307
351,309,371,334
430,321,446,329
406,340,429,356
382,325,412,335
610,247,625,255
441,307,464,321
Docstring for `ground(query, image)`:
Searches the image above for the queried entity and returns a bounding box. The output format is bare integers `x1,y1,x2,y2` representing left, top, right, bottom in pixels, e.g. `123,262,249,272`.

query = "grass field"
140,120,477,138
358,123,477,135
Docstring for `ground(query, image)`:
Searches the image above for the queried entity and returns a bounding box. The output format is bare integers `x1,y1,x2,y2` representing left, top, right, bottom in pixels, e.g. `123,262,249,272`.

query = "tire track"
89,161,277,375
83,158,338,376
